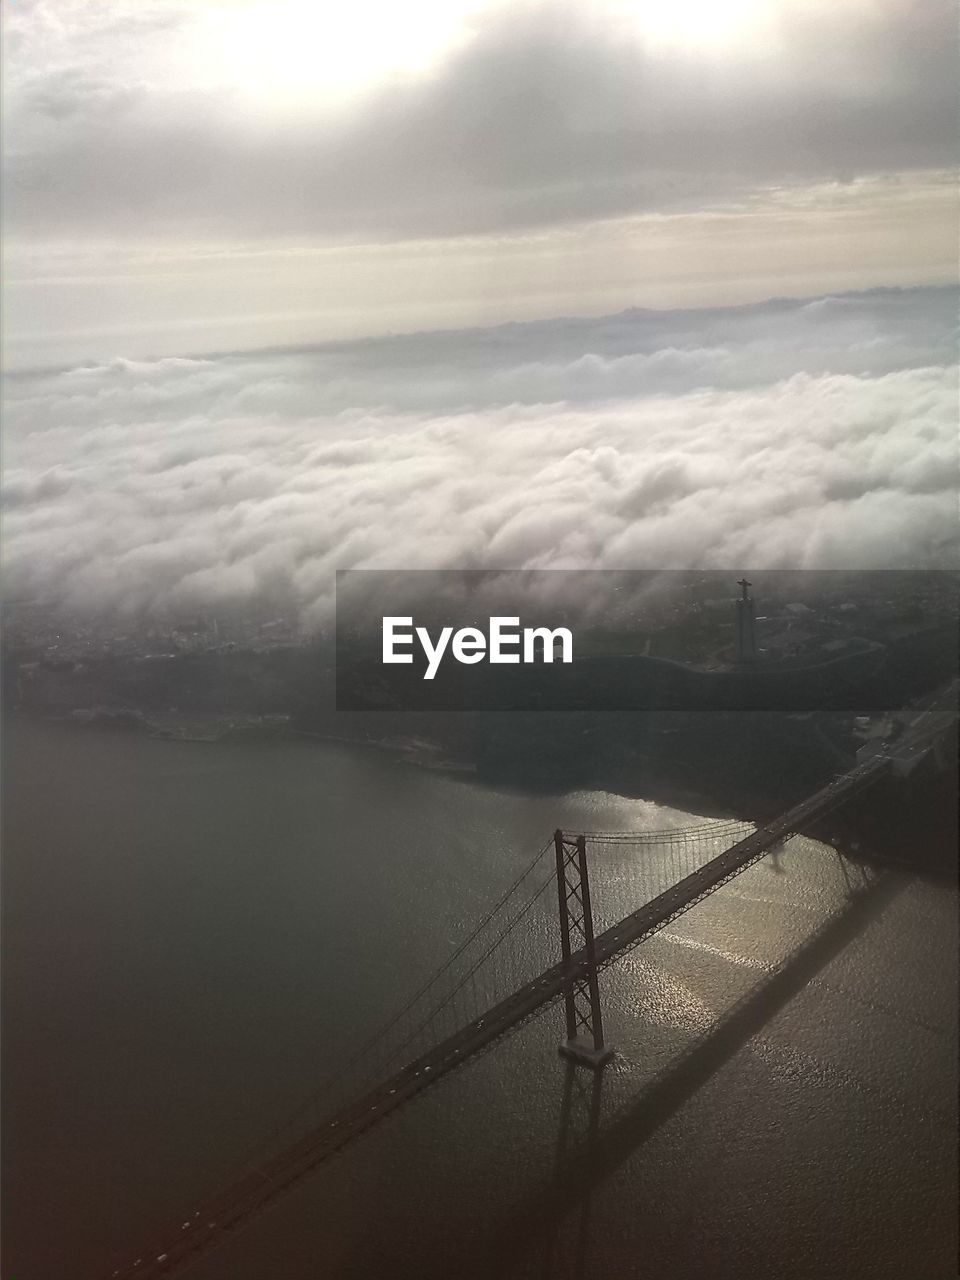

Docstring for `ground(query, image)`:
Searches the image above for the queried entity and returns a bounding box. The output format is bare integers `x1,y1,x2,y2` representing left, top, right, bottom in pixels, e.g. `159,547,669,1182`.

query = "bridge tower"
553,831,614,1069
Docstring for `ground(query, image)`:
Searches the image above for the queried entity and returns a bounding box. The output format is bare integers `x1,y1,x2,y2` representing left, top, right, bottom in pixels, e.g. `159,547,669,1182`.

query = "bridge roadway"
111,753,892,1279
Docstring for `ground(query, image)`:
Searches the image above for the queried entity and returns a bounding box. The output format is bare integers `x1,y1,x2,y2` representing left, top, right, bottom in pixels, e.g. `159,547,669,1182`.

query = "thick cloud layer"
5,0,957,241
3,286,957,628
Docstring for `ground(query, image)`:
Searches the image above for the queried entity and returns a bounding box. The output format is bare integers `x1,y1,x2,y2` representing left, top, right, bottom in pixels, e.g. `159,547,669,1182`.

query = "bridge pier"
559,1036,614,1069
554,831,614,1069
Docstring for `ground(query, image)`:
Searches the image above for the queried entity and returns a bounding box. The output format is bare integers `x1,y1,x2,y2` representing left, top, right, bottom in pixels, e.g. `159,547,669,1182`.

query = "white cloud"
3,287,957,628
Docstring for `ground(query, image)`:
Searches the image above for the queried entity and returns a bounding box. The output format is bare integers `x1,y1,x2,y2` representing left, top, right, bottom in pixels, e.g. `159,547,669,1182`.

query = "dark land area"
4,573,957,872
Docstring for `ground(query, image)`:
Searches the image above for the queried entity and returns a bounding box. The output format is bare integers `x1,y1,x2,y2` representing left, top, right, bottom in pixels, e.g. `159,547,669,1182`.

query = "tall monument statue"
735,577,757,662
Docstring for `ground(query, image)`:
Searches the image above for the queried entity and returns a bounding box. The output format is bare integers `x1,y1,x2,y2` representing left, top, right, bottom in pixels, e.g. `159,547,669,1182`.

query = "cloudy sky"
2,1,958,623
3,0,957,366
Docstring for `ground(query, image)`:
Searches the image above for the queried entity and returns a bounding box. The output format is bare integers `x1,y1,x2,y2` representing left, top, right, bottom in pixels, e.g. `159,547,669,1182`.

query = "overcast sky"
3,0,957,366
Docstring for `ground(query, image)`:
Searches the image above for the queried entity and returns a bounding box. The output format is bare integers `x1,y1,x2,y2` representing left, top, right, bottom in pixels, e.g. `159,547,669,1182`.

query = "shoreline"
15,707,956,876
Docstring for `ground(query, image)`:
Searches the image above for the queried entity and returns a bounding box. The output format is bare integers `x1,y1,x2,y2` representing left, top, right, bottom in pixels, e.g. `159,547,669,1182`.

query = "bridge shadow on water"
444,863,906,1280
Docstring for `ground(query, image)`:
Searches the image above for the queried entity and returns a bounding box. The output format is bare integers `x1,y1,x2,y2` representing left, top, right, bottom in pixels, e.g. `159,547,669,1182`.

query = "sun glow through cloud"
179,0,785,108
619,0,778,50
184,0,490,103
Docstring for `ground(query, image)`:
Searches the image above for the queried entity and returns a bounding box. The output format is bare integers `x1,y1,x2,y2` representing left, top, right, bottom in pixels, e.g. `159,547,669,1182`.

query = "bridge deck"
111,756,890,1279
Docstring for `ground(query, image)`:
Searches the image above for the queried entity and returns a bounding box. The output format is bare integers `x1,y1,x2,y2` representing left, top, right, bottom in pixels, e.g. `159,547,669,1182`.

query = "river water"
3,717,956,1279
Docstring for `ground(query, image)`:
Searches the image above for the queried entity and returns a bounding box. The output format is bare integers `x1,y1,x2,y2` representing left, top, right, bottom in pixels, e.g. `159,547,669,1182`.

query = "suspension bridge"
109,752,893,1279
